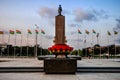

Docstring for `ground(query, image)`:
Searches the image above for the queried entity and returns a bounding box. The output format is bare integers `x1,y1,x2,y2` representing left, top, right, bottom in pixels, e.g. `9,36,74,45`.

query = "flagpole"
92,33,94,58
0,32,4,56
27,34,29,57
14,33,16,58
7,34,10,57
84,34,87,57
41,34,42,56
35,24,39,57
0,33,3,57
114,33,116,58
107,34,109,58
40,29,45,56
35,32,37,57
100,31,102,59
78,31,79,52
34,35,36,57
20,34,22,57
97,33,99,44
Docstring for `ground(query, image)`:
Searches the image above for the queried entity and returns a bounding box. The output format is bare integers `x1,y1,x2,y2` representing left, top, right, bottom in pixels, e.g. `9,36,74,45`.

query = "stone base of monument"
44,58,77,74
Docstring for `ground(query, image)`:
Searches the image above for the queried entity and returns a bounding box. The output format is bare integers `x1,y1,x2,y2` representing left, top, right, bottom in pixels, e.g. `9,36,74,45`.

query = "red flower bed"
48,44,73,54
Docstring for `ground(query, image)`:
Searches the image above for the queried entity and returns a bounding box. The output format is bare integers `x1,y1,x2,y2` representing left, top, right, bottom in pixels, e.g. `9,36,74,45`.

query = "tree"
71,49,83,56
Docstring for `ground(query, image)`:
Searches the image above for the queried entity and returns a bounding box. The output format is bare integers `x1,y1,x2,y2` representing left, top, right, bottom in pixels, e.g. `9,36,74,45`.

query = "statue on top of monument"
58,5,62,15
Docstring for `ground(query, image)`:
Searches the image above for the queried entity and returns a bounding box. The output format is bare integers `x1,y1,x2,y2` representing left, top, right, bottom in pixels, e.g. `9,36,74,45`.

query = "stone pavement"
0,72,120,80
0,58,120,80
0,58,43,67
0,58,120,67
78,59,120,67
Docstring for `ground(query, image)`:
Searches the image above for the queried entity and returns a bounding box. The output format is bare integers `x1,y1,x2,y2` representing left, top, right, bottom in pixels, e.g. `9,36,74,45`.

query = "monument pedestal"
44,58,77,74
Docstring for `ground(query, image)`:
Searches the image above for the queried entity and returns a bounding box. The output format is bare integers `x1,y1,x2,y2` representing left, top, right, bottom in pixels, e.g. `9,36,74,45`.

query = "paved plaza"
0,58,120,67
0,73,120,80
0,58,120,80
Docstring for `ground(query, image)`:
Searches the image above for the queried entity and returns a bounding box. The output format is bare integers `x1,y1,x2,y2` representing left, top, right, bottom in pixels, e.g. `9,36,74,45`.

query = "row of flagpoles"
0,26,45,57
0,29,118,39
77,29,119,57
77,29,118,46
0,28,119,57
77,29,118,36
0,29,118,48
0,29,45,44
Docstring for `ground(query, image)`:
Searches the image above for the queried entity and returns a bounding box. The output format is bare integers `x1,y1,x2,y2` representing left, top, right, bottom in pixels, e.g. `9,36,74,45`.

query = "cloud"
113,18,120,31
73,8,97,22
70,31,77,35
92,9,109,19
69,23,82,28
38,7,57,19
115,18,120,29
38,6,69,19
45,35,53,39
70,39,83,42
73,8,109,22
113,18,120,43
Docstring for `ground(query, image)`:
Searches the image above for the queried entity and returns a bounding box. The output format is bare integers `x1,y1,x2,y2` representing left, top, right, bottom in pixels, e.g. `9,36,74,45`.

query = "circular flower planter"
48,44,73,58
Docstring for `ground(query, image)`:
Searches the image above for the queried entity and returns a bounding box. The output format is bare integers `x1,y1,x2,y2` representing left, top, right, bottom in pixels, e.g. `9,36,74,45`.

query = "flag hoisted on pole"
107,31,111,57
20,34,22,57
77,29,82,52
16,30,21,34
28,29,32,34
107,31,111,36
16,29,22,56
114,31,118,35
26,34,29,57
84,34,87,57
27,29,32,57
16,29,21,57
7,32,10,57
9,30,15,57
92,29,96,58
85,30,89,35
99,30,102,59
40,29,45,56
114,31,118,58
78,29,82,34
35,24,39,57
35,29,39,57
41,29,45,34
84,30,89,57
35,29,39,34
14,31,17,58
9,30,14,34
96,33,99,44
92,29,96,34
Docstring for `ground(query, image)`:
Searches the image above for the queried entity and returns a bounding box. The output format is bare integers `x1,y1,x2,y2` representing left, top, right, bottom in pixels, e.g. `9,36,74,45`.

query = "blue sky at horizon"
0,0,120,49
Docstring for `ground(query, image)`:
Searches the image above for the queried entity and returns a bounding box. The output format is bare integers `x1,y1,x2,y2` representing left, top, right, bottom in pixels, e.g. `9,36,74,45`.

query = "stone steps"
0,67,120,73
0,67,44,73
77,67,120,73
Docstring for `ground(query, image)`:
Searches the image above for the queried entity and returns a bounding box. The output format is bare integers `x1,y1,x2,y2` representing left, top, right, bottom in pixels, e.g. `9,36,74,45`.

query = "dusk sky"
0,0,120,49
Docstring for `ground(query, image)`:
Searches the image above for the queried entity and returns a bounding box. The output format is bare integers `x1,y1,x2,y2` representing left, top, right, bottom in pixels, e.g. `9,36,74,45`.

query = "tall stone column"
54,15,65,44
